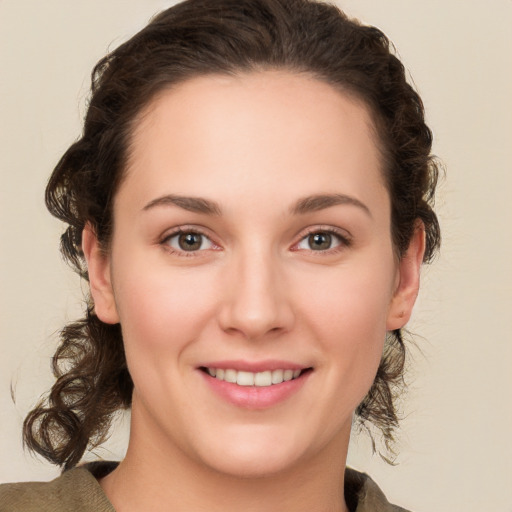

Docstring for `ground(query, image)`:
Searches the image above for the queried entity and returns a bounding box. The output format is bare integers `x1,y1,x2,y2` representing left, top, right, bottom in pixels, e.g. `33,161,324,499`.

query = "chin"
204,449,301,479
192,426,311,479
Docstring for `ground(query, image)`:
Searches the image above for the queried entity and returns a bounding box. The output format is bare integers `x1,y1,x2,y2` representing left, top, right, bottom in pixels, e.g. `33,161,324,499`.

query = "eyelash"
159,226,352,257
160,226,219,257
293,226,352,254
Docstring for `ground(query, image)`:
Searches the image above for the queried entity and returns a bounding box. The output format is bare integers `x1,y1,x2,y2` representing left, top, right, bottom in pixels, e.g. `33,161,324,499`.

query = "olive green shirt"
0,463,410,511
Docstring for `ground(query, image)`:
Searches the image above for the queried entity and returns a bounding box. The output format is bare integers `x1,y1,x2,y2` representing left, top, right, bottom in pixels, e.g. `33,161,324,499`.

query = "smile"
199,364,312,409
204,368,303,387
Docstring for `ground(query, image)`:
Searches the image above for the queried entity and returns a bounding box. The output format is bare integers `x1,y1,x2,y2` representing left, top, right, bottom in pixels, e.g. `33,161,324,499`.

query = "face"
85,71,423,478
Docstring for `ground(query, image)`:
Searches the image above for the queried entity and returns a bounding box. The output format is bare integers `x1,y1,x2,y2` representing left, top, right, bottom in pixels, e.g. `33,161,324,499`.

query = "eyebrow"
291,193,372,217
142,194,222,215
142,192,371,218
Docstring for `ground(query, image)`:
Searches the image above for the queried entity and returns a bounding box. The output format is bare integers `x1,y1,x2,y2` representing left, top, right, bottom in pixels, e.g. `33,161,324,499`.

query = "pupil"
179,233,201,251
309,232,331,250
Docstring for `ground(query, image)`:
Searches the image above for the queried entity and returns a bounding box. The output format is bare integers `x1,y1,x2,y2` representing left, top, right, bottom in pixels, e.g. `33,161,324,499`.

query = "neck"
100,403,351,512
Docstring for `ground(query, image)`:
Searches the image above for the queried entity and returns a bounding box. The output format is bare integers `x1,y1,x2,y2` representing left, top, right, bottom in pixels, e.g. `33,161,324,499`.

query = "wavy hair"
24,0,441,469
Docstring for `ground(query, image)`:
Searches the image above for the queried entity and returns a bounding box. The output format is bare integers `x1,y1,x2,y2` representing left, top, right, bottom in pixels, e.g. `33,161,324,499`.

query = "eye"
296,230,346,251
164,231,214,252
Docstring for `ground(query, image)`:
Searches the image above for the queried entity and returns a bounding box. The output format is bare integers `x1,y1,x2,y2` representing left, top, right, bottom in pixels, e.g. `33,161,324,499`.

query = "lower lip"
200,370,311,409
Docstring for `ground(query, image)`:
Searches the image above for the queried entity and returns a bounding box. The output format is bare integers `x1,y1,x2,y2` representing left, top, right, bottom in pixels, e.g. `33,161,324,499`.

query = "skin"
83,71,425,512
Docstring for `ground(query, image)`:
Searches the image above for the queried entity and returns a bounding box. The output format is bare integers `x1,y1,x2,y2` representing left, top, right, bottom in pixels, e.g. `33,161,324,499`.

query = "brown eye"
308,232,332,250
296,230,346,252
178,232,203,251
165,231,214,252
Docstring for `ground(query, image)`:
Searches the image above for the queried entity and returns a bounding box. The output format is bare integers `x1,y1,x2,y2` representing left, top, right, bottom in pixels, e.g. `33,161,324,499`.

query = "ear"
386,222,426,330
82,223,120,324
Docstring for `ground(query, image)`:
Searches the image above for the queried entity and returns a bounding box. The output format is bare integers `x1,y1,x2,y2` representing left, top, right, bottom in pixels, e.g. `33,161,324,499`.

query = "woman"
0,0,440,510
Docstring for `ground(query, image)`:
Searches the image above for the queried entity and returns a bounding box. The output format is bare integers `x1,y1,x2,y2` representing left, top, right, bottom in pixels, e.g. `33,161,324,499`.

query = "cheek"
111,258,219,361
297,256,396,392
301,255,396,337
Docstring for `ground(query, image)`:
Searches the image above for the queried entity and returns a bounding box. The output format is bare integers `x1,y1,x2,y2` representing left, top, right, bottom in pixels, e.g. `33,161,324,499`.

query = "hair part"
24,0,441,469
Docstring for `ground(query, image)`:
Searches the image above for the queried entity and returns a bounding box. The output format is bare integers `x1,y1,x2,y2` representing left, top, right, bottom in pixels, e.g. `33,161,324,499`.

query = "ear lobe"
386,223,426,331
82,224,120,324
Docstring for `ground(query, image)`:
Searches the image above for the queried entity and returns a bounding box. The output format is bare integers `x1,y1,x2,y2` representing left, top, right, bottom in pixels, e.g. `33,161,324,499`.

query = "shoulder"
0,463,116,512
345,467,412,512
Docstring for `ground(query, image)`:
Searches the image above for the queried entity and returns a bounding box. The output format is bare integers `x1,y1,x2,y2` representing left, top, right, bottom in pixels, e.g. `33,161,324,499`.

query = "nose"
218,247,295,340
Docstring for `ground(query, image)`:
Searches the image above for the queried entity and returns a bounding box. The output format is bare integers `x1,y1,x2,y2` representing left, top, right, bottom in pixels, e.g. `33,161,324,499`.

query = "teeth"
206,367,303,387
224,369,237,383
254,370,272,387
237,371,254,386
271,369,284,384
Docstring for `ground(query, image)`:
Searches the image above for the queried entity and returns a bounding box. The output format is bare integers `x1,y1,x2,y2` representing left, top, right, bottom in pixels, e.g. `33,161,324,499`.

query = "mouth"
198,361,313,408
200,367,311,387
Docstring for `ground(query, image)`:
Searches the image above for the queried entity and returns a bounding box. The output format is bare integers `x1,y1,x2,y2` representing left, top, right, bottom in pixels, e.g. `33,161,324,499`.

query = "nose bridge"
219,242,293,339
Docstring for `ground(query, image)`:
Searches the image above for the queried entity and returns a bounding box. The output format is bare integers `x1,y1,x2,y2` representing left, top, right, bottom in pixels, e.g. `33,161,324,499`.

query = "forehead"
120,70,387,215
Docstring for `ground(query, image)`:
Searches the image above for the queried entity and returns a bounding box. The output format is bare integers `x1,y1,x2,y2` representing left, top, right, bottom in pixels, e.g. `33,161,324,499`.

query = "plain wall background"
1,1,511,510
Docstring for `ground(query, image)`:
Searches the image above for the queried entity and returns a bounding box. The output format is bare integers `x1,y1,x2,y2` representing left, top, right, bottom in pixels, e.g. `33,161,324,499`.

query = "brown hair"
24,0,440,469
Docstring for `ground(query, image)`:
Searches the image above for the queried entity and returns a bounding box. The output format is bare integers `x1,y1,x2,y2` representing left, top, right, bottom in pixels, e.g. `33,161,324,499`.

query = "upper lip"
198,359,310,373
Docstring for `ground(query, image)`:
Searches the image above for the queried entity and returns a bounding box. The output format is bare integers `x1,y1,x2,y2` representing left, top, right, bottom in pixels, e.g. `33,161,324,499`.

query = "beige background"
1,1,511,510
